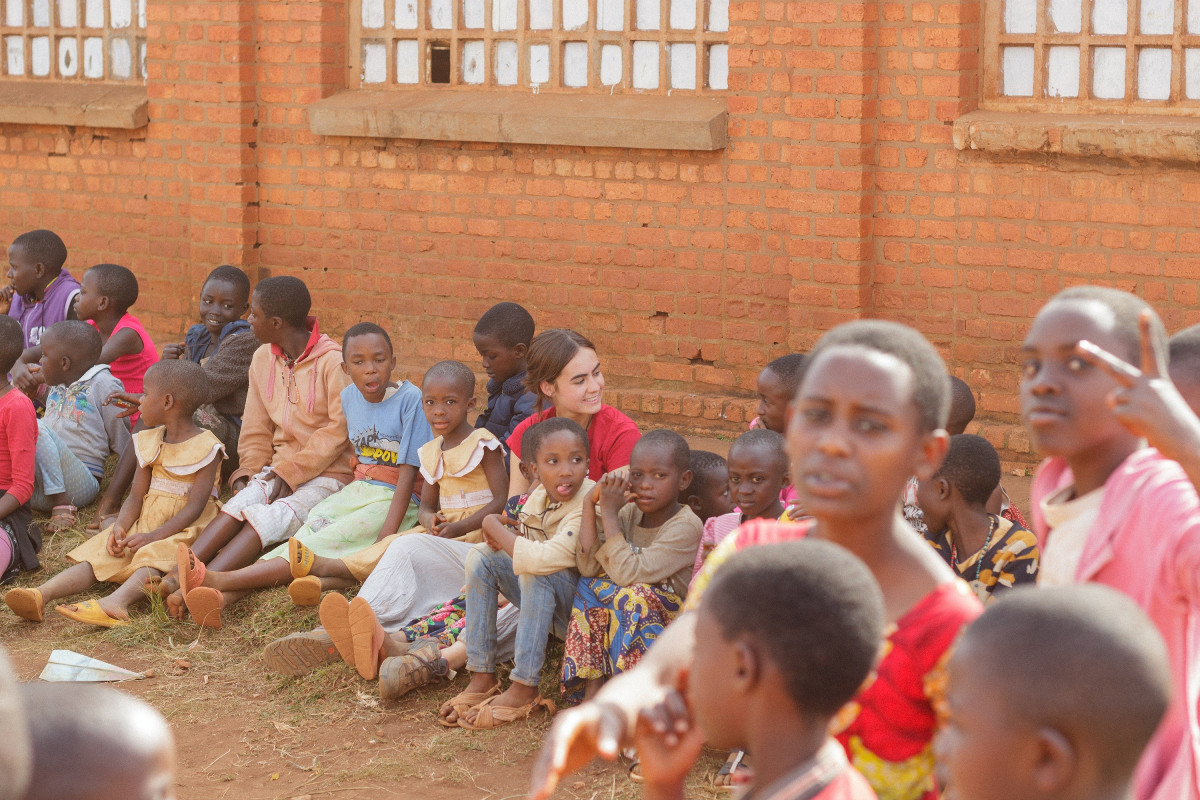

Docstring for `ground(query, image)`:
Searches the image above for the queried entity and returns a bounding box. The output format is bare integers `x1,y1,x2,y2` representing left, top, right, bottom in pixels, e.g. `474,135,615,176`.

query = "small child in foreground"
634,540,884,800
445,417,597,729
917,434,1039,603
75,262,158,399
19,682,177,800
0,317,39,583
472,301,537,441
3,229,80,394
691,429,787,582
935,585,1171,800
563,430,702,704
30,320,131,530
6,360,223,626
678,450,731,523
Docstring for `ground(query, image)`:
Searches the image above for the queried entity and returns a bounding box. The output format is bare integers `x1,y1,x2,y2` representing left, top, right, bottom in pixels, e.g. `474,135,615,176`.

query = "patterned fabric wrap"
559,576,683,705
398,594,467,648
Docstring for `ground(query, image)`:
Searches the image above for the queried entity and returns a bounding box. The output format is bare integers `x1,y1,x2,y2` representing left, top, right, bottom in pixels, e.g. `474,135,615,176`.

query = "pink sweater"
1031,449,1200,800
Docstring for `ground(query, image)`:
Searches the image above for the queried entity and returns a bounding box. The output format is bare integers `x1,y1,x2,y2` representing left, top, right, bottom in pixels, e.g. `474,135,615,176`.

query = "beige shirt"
578,504,703,597
1038,484,1104,587
510,478,597,576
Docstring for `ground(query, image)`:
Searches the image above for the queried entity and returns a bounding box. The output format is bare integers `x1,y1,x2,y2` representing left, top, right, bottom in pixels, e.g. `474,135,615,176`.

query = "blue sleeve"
505,392,538,441
396,388,433,468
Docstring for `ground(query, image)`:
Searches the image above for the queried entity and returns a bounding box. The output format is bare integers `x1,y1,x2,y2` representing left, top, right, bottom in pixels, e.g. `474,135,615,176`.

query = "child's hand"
597,471,632,513
106,525,127,557
1076,310,1200,465
633,689,706,796
481,513,518,552
104,391,143,419
12,362,41,393
231,476,249,493
122,530,160,553
0,285,13,315
160,342,185,360
428,512,449,536
264,471,292,503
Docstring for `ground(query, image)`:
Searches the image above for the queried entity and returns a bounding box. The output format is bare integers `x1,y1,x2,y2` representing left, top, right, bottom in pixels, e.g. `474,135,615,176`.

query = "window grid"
985,0,1200,112
0,0,146,83
350,0,729,93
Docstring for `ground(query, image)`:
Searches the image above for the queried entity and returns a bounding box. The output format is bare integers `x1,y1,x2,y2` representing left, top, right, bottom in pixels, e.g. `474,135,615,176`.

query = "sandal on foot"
379,639,443,700
438,684,501,727
318,593,355,667
288,576,322,607
288,538,315,579
54,599,129,629
458,694,556,730
713,750,751,789
5,587,44,622
263,630,339,676
184,586,224,629
46,505,78,534
621,748,644,784
176,543,206,596
347,596,387,680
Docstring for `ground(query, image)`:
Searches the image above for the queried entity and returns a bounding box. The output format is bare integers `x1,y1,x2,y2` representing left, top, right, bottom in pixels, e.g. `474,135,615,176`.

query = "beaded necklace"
949,514,998,584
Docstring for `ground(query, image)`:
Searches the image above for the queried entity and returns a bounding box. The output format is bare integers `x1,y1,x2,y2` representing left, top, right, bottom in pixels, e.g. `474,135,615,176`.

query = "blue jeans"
464,544,579,687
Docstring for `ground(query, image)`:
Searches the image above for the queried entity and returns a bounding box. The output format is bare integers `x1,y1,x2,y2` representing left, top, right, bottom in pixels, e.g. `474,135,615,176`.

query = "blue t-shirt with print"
341,381,431,487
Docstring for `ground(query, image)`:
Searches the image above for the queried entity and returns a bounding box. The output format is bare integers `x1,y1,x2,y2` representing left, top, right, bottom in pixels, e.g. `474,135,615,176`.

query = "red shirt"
507,404,640,480
0,389,37,505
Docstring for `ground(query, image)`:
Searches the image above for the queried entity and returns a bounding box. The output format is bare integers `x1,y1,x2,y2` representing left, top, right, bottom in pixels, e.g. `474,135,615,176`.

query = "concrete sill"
0,81,147,129
309,89,728,151
954,109,1200,163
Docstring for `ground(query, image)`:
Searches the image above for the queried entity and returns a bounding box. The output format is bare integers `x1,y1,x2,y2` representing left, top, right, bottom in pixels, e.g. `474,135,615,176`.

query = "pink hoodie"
230,317,353,490
1031,448,1200,800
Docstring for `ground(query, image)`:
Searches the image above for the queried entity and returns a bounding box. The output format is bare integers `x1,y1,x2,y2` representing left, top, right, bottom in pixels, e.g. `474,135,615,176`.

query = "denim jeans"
464,544,579,686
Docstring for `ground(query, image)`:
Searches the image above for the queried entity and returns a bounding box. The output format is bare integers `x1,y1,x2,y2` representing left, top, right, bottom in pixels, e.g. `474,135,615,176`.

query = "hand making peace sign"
1074,310,1200,465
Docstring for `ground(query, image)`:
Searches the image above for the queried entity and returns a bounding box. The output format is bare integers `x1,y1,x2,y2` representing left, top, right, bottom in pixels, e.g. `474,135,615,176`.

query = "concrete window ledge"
954,109,1200,163
0,81,147,129
309,89,728,151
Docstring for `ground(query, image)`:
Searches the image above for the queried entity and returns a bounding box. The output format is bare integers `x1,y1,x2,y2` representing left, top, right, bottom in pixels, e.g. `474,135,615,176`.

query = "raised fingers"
1075,340,1140,387
1138,310,1167,379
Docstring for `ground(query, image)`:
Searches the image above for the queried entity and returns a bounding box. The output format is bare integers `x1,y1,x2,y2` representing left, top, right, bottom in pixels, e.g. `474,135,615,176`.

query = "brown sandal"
437,684,501,727
46,505,77,534
457,694,556,730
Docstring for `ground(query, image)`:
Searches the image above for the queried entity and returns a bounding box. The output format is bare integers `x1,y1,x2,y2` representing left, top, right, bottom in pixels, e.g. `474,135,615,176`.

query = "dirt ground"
0,438,1034,800
0,502,727,800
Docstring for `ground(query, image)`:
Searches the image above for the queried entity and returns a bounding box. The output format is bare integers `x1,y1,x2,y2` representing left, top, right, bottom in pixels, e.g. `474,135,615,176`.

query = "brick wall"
0,0,1196,468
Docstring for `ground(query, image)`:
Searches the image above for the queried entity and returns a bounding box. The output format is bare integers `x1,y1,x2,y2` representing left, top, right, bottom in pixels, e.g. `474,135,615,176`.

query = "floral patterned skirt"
398,594,466,649
560,576,682,705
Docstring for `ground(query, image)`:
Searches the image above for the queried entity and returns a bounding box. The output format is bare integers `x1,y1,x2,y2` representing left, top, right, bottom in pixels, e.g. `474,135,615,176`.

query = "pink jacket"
1031,449,1200,800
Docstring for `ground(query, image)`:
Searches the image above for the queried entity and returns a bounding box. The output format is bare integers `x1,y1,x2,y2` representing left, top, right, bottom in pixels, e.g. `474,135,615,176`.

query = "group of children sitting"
0,227,1195,800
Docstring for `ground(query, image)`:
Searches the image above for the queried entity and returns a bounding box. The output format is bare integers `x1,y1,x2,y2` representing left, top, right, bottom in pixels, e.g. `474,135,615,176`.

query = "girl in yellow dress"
3,360,224,627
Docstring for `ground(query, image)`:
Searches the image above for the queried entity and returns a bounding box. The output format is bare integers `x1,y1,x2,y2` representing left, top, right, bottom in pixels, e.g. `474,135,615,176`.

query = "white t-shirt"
1038,484,1105,586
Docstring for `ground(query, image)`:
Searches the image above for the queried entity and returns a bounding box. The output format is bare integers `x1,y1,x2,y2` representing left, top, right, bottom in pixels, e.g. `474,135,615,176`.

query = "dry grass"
0,470,729,799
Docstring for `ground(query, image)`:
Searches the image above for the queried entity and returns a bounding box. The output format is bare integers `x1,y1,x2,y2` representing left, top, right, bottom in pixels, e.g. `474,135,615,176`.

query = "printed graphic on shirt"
46,383,92,426
351,425,401,465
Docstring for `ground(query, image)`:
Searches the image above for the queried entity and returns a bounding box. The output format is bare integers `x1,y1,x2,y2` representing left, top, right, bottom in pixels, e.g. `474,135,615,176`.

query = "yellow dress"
341,428,502,580
69,427,225,583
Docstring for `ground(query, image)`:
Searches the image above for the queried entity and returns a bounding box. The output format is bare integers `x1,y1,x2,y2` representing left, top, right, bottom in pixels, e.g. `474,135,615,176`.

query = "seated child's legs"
31,422,99,512
464,545,524,676
510,569,578,686
221,469,344,551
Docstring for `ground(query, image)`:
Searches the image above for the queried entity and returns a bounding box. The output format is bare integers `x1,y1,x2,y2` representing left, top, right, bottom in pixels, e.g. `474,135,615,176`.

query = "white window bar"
0,0,145,81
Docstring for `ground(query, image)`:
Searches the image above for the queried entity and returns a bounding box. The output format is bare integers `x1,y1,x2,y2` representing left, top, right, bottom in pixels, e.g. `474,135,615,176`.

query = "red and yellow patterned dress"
687,518,982,800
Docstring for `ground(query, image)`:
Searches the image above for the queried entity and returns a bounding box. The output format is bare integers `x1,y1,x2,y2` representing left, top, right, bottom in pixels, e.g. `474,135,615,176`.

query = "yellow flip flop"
288,575,323,607
5,587,44,622
54,600,129,628
289,538,316,579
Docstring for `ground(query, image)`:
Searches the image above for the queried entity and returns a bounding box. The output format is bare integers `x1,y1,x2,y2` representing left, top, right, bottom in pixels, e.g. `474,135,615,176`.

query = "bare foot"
96,596,131,622
166,588,188,620
459,682,537,726
152,570,180,598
